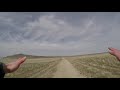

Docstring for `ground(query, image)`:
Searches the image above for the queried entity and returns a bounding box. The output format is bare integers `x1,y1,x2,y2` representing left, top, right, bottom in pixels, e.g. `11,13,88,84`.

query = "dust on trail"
53,58,86,78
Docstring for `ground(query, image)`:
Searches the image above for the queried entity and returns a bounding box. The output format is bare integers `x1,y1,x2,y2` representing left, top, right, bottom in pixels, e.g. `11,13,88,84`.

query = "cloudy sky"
0,12,120,57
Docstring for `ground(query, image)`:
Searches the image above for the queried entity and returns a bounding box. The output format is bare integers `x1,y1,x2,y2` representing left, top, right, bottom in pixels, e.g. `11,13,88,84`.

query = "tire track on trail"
53,58,86,78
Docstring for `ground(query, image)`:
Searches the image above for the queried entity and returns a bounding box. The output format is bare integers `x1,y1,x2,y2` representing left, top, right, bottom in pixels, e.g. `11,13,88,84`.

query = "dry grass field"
1,56,61,78
1,53,120,78
66,53,120,78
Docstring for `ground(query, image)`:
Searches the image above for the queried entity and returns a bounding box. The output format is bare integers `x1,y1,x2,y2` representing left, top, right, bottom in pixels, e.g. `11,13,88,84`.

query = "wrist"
3,64,10,74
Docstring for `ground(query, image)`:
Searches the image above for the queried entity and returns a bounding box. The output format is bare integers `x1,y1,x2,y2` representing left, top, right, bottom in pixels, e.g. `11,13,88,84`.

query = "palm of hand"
4,57,26,73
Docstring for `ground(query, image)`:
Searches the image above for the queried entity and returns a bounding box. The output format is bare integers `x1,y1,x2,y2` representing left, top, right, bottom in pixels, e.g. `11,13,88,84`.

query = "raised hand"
4,56,26,73
108,47,120,61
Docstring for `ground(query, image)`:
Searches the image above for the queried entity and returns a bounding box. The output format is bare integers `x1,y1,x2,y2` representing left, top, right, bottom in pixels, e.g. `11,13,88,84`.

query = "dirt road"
53,58,85,78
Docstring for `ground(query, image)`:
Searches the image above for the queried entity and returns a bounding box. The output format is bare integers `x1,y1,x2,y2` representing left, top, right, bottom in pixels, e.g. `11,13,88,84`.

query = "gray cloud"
0,12,120,57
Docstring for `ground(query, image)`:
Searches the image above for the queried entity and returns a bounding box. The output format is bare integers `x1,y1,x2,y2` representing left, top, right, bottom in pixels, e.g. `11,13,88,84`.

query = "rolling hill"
3,54,62,59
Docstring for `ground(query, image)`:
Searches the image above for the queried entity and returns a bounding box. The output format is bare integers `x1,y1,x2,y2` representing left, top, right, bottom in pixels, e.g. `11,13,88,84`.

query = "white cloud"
0,12,120,56
23,14,99,43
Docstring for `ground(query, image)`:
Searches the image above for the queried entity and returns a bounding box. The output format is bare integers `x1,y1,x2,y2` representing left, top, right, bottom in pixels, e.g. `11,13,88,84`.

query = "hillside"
4,54,58,59
4,52,109,59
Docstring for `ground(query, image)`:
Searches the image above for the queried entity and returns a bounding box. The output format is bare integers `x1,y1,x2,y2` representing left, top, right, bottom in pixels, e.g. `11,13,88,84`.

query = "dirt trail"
53,58,86,78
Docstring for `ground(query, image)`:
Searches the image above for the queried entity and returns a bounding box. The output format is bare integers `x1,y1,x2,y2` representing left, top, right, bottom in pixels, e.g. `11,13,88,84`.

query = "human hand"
4,56,26,73
108,47,120,61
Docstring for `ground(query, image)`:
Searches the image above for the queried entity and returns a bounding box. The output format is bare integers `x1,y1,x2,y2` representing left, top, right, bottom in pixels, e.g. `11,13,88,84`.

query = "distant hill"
4,54,57,59
74,52,109,56
3,52,109,59
63,52,109,57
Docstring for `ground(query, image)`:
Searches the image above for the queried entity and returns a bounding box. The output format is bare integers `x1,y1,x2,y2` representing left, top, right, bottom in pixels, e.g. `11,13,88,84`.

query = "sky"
0,12,120,57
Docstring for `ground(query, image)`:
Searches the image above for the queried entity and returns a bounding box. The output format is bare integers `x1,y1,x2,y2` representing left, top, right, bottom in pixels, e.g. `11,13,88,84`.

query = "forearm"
0,62,5,78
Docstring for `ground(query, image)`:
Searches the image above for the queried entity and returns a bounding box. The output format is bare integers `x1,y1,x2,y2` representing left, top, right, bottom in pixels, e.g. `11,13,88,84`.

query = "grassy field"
1,57,61,78
1,53,120,78
66,53,120,78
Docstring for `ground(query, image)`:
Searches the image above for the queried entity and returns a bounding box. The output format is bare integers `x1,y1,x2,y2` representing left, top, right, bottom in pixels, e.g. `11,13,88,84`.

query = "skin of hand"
3,56,27,73
108,47,120,61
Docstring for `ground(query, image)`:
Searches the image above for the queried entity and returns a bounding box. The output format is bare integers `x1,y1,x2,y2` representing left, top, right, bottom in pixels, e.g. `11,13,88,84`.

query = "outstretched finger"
16,56,27,65
108,47,118,51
